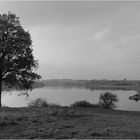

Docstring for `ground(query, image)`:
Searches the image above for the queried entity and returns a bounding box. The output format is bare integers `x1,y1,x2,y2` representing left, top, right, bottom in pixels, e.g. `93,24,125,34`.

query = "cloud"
119,34,140,44
90,29,110,40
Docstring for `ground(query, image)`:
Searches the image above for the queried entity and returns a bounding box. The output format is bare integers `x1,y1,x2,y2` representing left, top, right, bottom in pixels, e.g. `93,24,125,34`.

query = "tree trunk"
0,80,2,107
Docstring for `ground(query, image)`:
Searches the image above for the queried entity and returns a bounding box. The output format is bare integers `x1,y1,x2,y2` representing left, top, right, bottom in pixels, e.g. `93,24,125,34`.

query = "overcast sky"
1,1,140,80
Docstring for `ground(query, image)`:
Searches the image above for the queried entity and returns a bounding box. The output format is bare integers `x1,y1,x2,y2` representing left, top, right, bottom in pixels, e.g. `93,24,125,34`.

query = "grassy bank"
0,107,140,139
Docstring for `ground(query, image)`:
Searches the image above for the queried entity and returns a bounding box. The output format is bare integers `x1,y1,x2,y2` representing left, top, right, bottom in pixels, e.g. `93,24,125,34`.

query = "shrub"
70,100,94,107
99,92,119,109
2,104,8,107
28,98,49,107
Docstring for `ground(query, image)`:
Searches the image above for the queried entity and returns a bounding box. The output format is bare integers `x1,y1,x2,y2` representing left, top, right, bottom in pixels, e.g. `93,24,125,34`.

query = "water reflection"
2,87,140,111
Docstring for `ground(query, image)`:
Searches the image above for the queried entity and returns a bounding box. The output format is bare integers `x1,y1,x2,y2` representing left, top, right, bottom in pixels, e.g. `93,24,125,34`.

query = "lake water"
2,87,140,111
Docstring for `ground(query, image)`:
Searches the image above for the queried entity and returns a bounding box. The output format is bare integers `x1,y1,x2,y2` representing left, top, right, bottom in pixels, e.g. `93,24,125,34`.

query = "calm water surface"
2,87,140,111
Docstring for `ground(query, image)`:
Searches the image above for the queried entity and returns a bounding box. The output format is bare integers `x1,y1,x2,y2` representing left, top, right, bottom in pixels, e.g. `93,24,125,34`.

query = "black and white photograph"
0,0,140,139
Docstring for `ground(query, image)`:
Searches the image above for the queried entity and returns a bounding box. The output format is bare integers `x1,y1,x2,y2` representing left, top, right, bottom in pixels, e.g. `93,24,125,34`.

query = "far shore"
40,79,140,93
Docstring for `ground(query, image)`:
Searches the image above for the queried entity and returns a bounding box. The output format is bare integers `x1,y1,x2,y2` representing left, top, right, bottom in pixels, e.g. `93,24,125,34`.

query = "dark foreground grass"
0,107,140,139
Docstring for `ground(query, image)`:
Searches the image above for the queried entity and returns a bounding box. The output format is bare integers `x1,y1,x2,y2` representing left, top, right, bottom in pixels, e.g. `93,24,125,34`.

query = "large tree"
0,12,41,107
